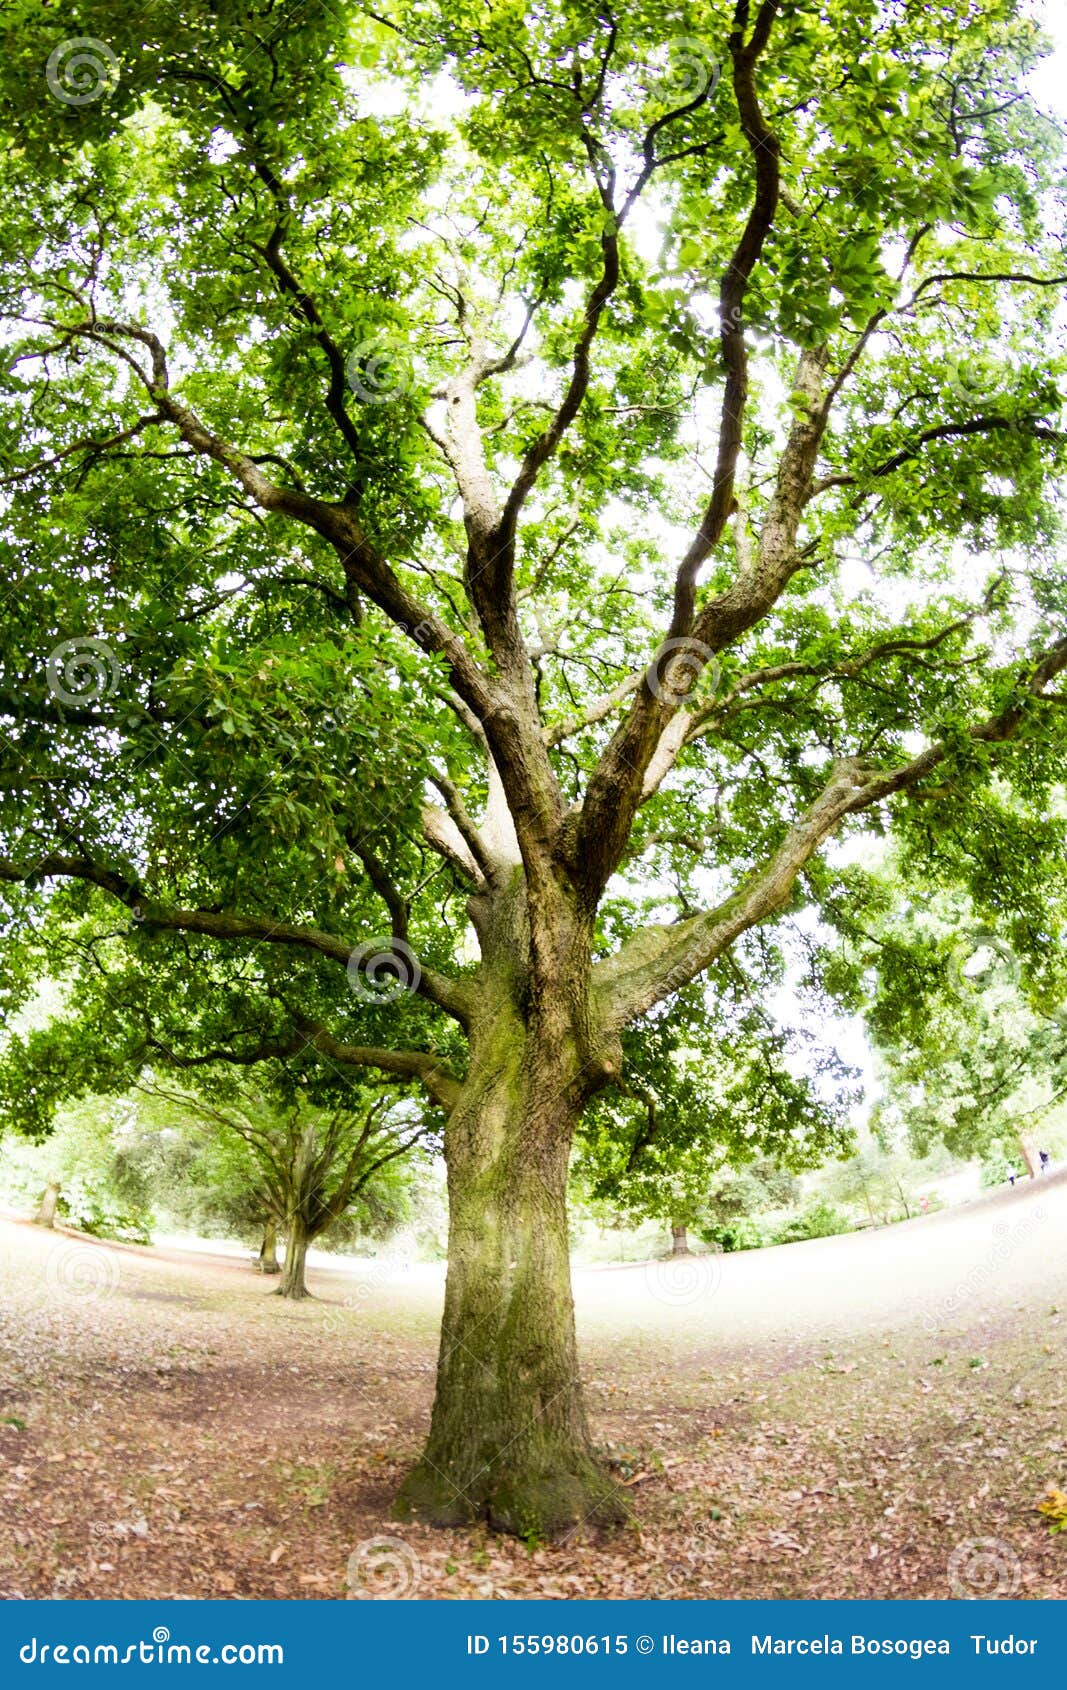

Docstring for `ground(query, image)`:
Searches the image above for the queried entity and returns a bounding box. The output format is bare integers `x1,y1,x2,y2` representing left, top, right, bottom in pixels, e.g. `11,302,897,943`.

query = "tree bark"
257,1219,281,1274
275,1218,311,1299
670,1223,690,1255
395,1041,626,1536
35,1181,60,1228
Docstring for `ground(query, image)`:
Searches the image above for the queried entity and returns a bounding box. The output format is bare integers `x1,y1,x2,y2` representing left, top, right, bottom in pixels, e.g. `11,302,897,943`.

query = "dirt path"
1,1174,1065,1600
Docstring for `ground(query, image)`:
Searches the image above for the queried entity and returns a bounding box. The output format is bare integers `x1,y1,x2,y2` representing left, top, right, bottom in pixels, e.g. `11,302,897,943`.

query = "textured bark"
396,867,626,1536
35,1181,60,1228
257,1219,281,1274
396,1056,625,1535
670,1223,690,1255
276,1219,311,1299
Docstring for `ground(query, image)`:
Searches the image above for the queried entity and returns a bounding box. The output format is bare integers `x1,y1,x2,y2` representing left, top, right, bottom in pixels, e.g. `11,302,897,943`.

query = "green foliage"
772,1199,851,1245
0,1096,153,1242
853,852,1067,1170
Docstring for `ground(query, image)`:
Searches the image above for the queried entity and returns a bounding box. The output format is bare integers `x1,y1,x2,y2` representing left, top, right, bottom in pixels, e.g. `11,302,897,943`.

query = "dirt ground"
1,1171,1065,1601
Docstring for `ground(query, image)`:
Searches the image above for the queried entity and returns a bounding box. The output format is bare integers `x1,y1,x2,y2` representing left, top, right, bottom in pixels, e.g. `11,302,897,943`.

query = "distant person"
1008,1169,1020,1186
1039,1149,1051,1174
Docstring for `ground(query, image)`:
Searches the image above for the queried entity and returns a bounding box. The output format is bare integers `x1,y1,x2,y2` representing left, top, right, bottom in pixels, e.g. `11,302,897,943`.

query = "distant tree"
139,1078,434,1297
856,872,1067,1175
0,1094,154,1241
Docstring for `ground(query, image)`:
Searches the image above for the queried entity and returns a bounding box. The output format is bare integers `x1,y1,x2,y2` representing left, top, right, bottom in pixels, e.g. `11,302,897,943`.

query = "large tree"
1,0,1066,1532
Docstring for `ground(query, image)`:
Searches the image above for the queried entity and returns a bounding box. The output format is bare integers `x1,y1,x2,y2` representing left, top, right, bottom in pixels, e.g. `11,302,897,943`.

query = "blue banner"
2,1601,1062,1685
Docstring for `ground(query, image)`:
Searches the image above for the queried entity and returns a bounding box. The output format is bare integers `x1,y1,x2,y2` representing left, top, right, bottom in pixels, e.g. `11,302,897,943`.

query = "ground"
1,1172,1065,1601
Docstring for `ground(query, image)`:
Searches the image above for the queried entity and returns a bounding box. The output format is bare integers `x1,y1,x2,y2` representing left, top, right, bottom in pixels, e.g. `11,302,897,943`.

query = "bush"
772,1200,852,1244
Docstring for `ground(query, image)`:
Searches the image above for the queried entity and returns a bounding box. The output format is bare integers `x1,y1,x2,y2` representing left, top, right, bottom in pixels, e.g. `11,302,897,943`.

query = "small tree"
141,1080,434,1298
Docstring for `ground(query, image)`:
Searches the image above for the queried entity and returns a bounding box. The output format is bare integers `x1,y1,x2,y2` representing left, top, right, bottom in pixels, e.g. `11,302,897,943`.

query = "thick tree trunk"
275,1219,311,1299
395,1052,626,1536
257,1219,280,1274
35,1181,60,1228
670,1223,690,1255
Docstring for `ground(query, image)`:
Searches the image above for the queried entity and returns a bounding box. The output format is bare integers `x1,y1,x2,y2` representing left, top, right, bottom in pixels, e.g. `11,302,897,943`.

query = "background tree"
1,0,1066,1531
139,1078,434,1297
856,869,1067,1175
0,1093,154,1242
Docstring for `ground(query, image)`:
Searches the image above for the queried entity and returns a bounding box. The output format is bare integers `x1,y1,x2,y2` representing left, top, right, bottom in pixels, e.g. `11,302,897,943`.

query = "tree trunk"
395,1053,626,1537
257,1219,280,1274
1014,1129,1037,1178
670,1222,690,1255
35,1181,60,1228
275,1219,311,1299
